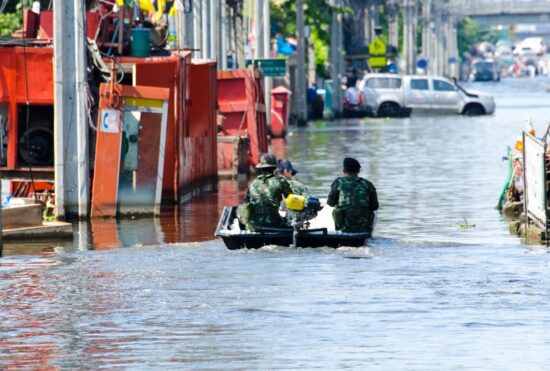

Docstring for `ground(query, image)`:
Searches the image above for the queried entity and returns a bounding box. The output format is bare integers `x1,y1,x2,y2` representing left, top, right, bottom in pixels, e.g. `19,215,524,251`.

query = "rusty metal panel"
181,60,218,193
0,49,14,103
15,48,54,104
217,68,268,167
91,84,124,218
134,57,180,202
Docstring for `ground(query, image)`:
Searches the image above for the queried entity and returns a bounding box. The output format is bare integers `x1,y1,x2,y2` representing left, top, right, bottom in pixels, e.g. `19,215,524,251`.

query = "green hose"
497,145,514,210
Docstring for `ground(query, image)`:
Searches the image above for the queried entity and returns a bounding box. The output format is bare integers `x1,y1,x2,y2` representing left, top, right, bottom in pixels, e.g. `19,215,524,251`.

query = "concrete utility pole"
435,4,446,76
364,3,373,45
330,0,343,116
422,0,434,74
296,0,308,123
202,0,212,58
210,0,218,61
185,1,194,48
448,17,459,78
220,0,228,69
402,0,417,74
253,0,263,60
387,0,399,49
235,3,245,68
308,37,316,85
263,0,272,127
193,0,202,57
54,0,90,219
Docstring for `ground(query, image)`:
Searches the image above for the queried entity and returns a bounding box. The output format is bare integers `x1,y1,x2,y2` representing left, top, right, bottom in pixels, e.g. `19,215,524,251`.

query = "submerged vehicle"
215,195,373,250
359,74,496,116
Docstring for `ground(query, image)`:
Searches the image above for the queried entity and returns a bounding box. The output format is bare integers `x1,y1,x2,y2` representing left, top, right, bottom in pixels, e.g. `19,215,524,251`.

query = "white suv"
359,74,496,116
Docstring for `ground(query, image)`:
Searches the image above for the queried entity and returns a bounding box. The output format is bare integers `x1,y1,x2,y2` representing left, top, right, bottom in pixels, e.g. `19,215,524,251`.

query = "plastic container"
2,194,12,208
514,135,523,152
285,194,306,211
131,28,151,58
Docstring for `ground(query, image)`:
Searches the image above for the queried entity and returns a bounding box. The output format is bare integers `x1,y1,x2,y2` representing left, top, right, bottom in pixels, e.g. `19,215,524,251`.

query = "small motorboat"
214,203,372,250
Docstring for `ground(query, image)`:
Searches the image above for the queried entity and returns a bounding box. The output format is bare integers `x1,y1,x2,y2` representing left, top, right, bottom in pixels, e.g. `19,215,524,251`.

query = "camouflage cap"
256,153,278,168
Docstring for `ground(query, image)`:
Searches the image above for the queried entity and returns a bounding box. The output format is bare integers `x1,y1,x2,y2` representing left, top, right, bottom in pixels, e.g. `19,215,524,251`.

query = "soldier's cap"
343,157,361,173
277,160,298,175
256,153,278,168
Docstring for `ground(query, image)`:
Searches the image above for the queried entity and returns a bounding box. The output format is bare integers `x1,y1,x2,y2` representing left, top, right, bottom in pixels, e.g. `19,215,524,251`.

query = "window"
410,79,429,90
366,77,401,89
433,80,456,92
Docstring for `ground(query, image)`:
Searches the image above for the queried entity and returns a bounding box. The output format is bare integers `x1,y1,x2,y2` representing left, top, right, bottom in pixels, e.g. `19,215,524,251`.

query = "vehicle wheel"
18,127,53,166
463,104,485,116
377,102,400,117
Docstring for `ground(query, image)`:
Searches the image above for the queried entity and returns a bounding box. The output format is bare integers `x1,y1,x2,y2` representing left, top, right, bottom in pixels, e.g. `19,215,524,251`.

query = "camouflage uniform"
327,174,379,232
288,177,309,196
239,173,292,231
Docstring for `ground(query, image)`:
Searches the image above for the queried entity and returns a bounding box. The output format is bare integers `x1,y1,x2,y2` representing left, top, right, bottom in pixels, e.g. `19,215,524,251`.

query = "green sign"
246,58,287,77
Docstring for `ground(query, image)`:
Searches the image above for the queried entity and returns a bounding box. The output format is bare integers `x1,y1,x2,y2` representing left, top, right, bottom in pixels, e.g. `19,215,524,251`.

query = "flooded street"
2,78,550,369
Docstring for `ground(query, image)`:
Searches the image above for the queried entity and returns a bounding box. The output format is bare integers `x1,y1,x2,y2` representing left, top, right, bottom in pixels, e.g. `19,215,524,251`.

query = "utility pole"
448,16,459,79
253,0,262,60
210,0,218,62
201,0,211,58
235,3,245,68
193,0,202,57
402,0,416,74
330,0,343,116
185,0,194,48
364,3,373,45
263,0,272,127
54,0,89,219
220,0,228,69
387,0,399,50
296,0,308,124
421,0,432,73
308,36,316,85
434,1,445,76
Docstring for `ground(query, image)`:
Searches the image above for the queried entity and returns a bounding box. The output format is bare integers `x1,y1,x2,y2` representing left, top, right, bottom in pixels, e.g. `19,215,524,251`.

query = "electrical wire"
0,0,9,13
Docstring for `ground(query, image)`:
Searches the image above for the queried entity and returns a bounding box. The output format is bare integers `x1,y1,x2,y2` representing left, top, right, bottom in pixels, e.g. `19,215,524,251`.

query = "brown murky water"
2,78,550,369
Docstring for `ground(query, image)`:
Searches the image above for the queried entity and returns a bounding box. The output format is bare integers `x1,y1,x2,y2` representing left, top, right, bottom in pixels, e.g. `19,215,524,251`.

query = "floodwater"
2,77,550,369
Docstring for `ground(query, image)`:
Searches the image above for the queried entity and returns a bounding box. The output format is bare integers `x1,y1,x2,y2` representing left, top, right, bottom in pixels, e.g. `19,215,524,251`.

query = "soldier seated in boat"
275,159,309,196
327,157,379,233
237,153,292,231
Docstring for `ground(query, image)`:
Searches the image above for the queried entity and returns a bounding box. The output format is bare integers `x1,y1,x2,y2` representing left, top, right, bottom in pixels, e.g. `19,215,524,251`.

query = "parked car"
470,59,500,82
514,37,547,56
359,74,496,116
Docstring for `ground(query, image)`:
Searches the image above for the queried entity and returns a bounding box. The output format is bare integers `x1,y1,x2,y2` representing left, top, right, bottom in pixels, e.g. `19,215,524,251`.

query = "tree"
271,0,334,76
457,17,480,56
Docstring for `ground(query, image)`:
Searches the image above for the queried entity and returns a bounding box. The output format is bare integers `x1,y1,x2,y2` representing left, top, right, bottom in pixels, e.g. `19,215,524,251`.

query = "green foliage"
0,12,21,38
457,17,480,55
271,0,333,77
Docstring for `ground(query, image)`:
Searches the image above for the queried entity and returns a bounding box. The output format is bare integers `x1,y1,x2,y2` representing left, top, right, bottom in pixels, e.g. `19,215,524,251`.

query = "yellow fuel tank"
285,194,306,211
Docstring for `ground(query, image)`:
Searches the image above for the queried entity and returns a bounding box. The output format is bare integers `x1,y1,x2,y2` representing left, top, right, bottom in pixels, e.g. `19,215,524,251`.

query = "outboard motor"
285,194,322,230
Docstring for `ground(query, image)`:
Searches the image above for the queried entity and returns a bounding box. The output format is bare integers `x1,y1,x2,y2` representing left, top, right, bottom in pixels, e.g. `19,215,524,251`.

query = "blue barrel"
131,28,151,57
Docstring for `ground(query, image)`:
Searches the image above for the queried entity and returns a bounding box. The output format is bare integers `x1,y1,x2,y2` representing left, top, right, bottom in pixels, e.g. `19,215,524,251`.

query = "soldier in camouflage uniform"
327,157,379,233
237,153,292,231
276,160,309,195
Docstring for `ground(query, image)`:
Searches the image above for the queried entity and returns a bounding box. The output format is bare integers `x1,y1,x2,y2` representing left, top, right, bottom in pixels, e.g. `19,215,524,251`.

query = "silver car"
359,74,496,116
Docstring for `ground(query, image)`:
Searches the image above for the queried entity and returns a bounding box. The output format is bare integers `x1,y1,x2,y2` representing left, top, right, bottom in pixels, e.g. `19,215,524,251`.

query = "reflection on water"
2,78,550,369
